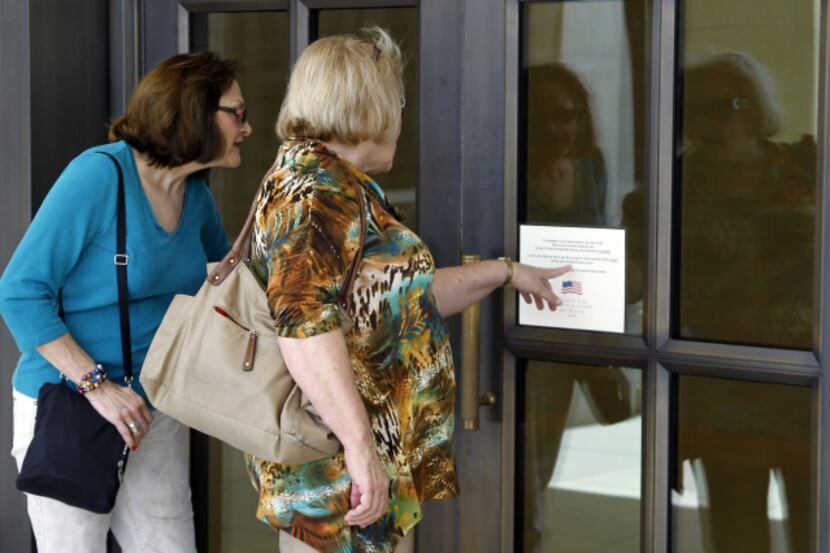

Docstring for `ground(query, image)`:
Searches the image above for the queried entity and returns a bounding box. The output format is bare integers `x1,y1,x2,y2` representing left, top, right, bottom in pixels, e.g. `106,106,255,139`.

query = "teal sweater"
0,141,230,401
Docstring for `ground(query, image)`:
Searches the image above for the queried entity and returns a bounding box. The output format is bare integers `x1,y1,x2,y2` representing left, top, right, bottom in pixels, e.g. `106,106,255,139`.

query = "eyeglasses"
687,97,751,116
217,105,248,125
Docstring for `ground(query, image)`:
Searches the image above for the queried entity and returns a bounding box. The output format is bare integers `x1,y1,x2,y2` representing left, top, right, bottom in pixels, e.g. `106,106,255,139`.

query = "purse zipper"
213,306,258,371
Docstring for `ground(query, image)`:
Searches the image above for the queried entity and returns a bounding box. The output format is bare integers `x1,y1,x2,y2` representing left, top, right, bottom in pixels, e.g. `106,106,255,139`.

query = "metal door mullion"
658,359,819,387
646,0,677,550
178,0,289,11
500,350,519,553
643,360,671,553
110,0,141,117
504,338,649,368
289,0,310,64
657,339,820,370
302,0,417,9
505,325,648,349
504,329,647,358
502,2,520,552
816,0,830,548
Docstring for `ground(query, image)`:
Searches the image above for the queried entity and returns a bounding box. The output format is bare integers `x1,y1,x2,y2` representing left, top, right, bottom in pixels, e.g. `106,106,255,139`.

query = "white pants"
279,528,415,552
12,390,197,553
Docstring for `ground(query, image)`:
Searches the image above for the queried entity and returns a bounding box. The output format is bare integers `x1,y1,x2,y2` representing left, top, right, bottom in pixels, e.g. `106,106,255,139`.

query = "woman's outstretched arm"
432,260,571,318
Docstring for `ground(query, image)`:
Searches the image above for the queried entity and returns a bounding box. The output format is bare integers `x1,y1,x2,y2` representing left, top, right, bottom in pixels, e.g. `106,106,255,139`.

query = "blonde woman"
245,28,569,552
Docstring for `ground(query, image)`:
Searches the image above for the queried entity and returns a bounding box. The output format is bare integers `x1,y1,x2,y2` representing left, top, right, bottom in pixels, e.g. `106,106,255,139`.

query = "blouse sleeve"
0,153,116,351
262,177,362,338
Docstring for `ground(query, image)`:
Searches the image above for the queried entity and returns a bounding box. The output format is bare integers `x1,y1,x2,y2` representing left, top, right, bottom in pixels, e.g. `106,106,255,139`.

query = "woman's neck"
322,140,364,169
132,148,201,193
322,139,384,174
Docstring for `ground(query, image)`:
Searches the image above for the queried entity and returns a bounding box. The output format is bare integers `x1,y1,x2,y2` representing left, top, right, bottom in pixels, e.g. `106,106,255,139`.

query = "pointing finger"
545,265,572,279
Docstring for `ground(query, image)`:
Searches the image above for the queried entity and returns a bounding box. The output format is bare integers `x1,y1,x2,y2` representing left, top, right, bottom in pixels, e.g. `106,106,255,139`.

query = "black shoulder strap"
98,152,133,384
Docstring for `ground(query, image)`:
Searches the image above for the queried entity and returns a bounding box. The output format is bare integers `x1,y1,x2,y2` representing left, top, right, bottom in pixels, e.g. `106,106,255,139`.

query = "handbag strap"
98,152,133,384
207,182,368,308
57,153,134,385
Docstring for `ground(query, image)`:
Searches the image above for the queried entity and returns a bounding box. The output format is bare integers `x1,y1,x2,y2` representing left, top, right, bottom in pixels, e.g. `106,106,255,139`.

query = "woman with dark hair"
522,63,632,552
0,51,251,552
525,63,606,225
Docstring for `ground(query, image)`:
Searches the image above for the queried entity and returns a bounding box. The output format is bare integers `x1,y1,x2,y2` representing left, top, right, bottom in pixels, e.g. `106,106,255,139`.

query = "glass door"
144,2,292,551
505,1,649,551
491,0,826,552
189,7,291,552
669,0,821,551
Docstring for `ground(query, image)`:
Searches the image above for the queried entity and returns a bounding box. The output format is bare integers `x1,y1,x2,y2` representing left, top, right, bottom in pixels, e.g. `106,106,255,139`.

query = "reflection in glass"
522,361,641,552
190,11,290,553
676,0,819,349
673,376,811,553
317,8,419,229
521,1,648,334
526,64,607,226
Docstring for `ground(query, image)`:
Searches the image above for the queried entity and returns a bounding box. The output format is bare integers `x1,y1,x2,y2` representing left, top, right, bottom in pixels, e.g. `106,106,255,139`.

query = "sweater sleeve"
0,153,116,351
199,184,231,263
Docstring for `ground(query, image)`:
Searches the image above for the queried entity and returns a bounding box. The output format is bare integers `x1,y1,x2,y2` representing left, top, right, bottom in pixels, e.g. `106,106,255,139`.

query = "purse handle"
59,153,134,386
207,182,368,310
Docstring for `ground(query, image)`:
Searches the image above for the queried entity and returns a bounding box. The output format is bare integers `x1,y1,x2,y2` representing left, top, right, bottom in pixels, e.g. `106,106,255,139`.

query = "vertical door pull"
460,254,498,430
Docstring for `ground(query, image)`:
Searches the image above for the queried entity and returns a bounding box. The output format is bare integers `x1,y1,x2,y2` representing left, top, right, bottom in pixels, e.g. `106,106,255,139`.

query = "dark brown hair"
527,63,597,156
109,52,239,167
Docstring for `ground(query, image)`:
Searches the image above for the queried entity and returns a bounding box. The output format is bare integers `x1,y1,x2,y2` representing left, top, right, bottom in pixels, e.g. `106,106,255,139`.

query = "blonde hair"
685,52,784,139
276,26,404,145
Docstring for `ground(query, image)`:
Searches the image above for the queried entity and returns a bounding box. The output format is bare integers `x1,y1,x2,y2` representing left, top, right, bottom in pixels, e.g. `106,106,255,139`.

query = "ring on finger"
127,420,142,435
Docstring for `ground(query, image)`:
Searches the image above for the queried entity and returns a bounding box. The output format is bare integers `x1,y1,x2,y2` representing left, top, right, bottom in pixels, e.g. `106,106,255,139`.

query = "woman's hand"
278,330,388,526
510,262,572,311
85,380,153,450
343,443,390,527
34,334,154,449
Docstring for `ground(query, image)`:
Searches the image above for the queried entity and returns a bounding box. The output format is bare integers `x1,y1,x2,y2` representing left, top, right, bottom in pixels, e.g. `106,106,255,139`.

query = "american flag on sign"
562,280,583,295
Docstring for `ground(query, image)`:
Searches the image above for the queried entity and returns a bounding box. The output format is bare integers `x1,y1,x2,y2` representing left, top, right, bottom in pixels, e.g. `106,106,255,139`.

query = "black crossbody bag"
16,152,134,514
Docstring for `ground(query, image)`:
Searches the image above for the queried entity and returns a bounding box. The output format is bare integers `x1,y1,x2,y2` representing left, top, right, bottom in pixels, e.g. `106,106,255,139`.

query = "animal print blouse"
246,139,458,552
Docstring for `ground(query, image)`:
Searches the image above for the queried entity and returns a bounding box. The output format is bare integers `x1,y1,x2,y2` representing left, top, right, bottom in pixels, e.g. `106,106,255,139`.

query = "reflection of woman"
523,63,632,552
0,53,250,551
680,52,815,347
245,28,570,553
677,52,814,553
526,63,606,225
524,365,631,552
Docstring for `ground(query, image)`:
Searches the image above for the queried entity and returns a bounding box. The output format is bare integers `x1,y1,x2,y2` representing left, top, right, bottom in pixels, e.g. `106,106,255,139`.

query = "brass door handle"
460,254,498,431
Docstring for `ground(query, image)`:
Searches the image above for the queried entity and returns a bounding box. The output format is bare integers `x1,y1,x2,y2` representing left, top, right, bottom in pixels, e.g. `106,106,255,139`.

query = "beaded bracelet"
77,364,108,395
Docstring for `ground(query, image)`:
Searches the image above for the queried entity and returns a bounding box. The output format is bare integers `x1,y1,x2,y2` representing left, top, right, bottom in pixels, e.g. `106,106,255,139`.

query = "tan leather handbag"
141,186,366,464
